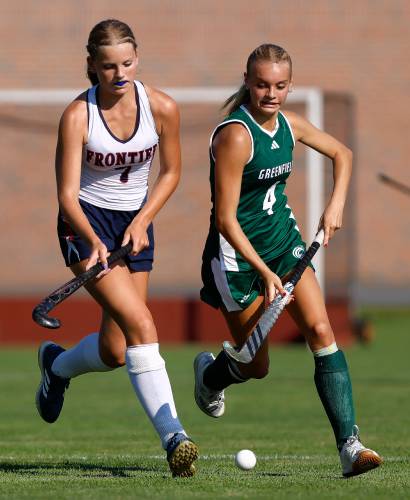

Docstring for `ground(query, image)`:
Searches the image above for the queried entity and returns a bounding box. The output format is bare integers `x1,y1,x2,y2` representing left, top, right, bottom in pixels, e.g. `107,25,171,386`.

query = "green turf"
0,309,409,499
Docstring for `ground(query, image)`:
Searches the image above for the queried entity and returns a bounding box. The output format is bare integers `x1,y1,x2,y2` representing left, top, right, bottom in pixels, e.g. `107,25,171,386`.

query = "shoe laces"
345,425,364,453
203,385,224,408
47,371,70,398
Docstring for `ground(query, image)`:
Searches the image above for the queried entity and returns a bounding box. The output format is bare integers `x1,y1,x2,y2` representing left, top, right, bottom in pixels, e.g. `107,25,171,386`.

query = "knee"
100,346,126,368
307,321,334,348
106,355,126,368
125,313,156,344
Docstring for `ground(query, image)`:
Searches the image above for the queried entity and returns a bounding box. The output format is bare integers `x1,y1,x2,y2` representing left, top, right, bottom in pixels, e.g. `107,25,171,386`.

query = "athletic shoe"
35,341,70,423
166,433,198,477
194,352,225,418
340,425,383,477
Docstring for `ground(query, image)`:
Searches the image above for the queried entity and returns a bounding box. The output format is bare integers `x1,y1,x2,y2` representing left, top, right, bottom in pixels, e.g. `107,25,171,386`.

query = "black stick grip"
288,241,321,286
32,242,133,329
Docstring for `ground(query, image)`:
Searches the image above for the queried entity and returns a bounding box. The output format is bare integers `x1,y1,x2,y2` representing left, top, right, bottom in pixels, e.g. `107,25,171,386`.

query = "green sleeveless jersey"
205,105,300,272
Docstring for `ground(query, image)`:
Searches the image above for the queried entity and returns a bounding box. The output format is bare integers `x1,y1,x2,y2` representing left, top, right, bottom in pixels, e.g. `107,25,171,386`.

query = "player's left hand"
319,201,344,247
122,221,150,256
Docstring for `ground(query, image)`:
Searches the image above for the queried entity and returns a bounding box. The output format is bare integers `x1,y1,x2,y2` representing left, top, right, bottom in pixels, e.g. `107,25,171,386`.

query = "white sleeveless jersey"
79,81,159,210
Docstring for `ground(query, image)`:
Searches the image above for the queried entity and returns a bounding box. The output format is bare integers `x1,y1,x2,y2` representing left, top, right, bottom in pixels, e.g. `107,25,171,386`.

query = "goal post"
0,86,325,292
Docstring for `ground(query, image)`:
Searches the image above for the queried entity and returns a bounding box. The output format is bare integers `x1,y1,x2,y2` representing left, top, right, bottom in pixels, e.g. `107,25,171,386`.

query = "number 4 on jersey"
263,182,279,215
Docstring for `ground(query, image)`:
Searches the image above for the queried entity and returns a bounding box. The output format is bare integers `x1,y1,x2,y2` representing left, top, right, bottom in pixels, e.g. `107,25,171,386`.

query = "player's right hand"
86,241,110,278
262,270,286,304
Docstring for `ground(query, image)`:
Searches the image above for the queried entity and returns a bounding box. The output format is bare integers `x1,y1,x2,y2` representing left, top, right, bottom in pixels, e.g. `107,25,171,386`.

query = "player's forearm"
58,195,101,248
330,147,352,206
215,216,271,277
134,169,180,227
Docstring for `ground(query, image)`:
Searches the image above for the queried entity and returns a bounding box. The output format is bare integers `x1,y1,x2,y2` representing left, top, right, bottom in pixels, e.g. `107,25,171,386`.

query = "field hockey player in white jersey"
35,19,198,477
194,44,382,477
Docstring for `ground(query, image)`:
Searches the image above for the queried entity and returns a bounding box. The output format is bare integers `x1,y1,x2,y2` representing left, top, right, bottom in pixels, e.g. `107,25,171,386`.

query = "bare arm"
121,87,181,253
56,97,109,269
213,124,285,302
285,111,352,246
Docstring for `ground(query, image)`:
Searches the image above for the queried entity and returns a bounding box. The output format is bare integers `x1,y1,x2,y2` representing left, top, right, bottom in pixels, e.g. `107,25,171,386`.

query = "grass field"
0,309,409,499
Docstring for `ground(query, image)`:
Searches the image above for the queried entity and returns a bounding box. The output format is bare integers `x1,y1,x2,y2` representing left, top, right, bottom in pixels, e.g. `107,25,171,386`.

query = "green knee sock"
314,350,355,450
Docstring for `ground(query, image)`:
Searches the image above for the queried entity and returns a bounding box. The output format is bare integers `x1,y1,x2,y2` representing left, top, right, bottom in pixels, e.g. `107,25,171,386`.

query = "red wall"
0,298,353,346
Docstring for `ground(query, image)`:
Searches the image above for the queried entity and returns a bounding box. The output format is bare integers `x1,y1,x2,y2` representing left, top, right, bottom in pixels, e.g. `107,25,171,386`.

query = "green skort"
201,232,314,312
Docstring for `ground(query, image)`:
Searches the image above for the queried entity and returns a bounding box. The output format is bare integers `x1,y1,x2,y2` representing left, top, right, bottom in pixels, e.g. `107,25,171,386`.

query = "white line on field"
146,454,406,462
0,454,405,462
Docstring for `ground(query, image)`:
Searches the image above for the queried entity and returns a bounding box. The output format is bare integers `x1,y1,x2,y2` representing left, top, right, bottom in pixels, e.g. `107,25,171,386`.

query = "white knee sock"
51,333,113,378
126,343,186,449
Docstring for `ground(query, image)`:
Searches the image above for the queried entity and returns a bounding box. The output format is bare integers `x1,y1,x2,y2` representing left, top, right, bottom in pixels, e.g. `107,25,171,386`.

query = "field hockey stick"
378,173,410,197
223,229,325,364
32,242,133,330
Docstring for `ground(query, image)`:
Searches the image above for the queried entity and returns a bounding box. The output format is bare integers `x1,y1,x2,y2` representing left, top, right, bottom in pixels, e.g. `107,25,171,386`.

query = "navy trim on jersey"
95,83,140,144
86,88,90,136
140,81,159,137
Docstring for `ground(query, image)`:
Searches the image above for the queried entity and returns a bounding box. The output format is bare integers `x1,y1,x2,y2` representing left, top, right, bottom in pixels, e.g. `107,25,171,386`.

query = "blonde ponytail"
222,84,250,115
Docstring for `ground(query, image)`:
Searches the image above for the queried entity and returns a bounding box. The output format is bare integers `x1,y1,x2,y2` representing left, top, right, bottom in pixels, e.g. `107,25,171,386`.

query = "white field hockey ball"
235,449,257,470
